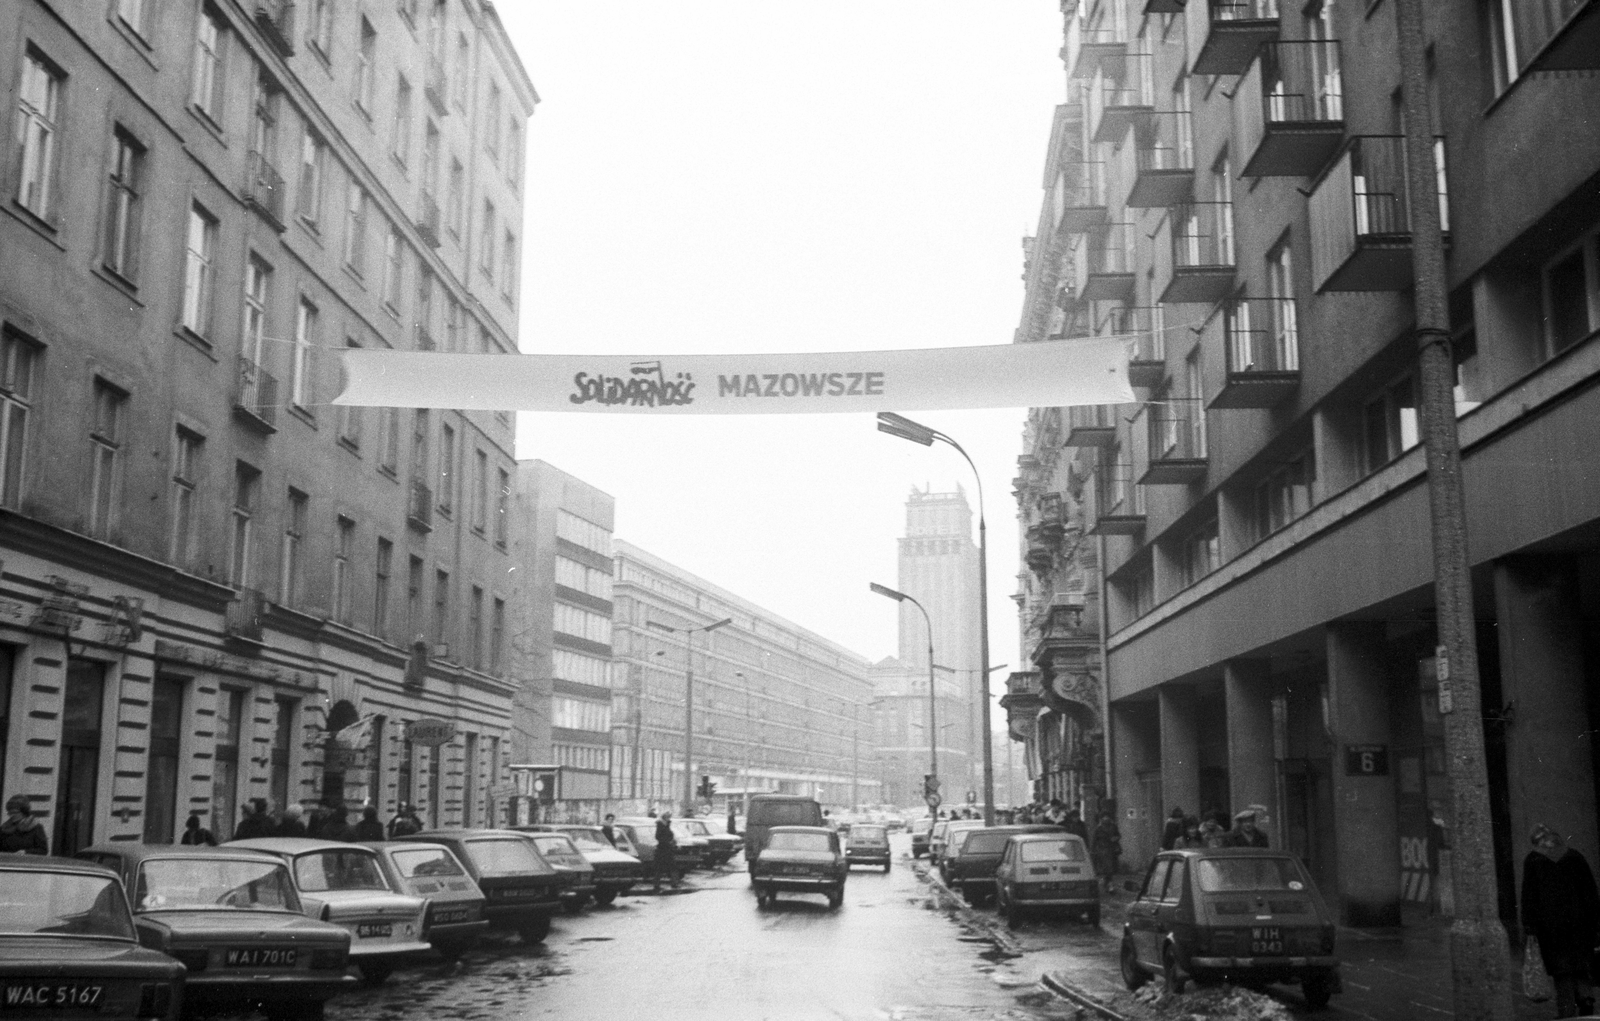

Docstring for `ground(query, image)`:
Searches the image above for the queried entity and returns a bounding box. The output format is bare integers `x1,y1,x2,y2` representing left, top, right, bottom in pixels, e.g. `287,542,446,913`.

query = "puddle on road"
575,936,613,942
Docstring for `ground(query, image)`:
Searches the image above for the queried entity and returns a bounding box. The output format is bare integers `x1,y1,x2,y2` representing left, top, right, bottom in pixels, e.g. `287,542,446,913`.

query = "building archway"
322,700,360,809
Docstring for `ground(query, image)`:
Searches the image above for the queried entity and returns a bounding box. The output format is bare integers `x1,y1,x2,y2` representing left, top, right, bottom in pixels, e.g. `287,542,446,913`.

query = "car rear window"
561,828,611,851
767,832,832,852
294,849,389,893
965,832,1013,854
529,835,585,863
851,825,887,840
1195,857,1303,893
1020,838,1087,863
0,870,135,940
136,858,298,913
389,847,465,880
464,838,549,876
750,801,823,827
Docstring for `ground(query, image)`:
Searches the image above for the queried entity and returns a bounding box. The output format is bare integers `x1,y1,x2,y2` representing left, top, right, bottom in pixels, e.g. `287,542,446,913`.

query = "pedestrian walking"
1222,809,1270,848
1521,823,1600,1018
276,803,308,838
1161,807,1186,851
726,806,738,836
230,799,274,841
601,813,618,847
179,812,216,846
354,805,385,842
1063,808,1090,843
1091,811,1122,892
653,811,679,891
1,795,49,855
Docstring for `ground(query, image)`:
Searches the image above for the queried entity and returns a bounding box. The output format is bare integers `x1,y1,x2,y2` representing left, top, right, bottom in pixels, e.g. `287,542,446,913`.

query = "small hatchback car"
944,825,1061,906
364,841,488,960
844,823,891,872
396,831,567,944
1119,849,1341,1008
994,832,1100,925
750,826,847,909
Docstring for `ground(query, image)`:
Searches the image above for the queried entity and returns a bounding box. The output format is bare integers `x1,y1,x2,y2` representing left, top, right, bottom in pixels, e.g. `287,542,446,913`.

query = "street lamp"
871,581,939,807
646,616,732,816
877,411,996,825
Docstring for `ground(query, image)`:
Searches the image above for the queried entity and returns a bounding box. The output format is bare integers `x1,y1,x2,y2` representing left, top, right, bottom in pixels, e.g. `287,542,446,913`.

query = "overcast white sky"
496,4,1065,675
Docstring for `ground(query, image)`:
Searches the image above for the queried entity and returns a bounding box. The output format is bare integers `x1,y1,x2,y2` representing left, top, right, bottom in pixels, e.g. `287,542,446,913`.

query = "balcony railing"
254,0,296,58
1065,404,1118,447
1047,294,1094,341
417,191,442,248
1309,135,1449,293
1072,25,1128,81
225,587,267,643
1157,201,1237,304
1188,0,1281,76
1128,111,1196,207
1082,221,1137,302
244,151,287,232
1100,306,1168,389
1235,41,1345,178
407,480,433,532
1210,296,1301,409
1090,462,1145,535
424,54,449,116
1058,161,1109,234
1142,398,1208,485
1088,65,1153,145
232,356,279,433
1519,0,1600,73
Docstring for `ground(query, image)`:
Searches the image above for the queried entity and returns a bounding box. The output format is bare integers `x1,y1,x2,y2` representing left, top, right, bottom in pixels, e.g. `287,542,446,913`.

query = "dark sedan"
941,825,1061,905
532,825,644,906
844,823,891,872
396,830,567,944
749,826,847,910
0,856,185,1020
78,844,354,1021
511,831,597,914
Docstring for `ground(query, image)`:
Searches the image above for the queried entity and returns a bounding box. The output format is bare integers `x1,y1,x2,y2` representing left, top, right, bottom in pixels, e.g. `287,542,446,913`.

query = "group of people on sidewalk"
177,799,427,847
1159,805,1271,851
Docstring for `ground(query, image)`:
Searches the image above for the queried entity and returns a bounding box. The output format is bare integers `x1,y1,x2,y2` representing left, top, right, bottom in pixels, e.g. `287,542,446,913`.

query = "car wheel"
1087,904,1102,927
593,889,617,907
359,961,394,985
562,896,586,916
883,861,891,874
518,915,552,944
1120,939,1148,991
434,941,467,963
1302,974,1334,1009
828,887,843,909
1162,945,1187,995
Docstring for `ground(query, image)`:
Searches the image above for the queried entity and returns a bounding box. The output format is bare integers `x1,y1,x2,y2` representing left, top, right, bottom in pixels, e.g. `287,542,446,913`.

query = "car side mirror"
1123,880,1140,894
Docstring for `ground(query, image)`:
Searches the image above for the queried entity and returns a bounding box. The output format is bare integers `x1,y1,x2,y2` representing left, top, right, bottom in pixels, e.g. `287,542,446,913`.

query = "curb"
1039,972,1132,1021
913,859,1025,957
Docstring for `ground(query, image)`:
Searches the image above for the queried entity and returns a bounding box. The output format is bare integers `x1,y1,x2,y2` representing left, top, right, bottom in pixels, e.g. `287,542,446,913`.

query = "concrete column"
1113,701,1159,867
1159,685,1201,827
1495,557,1599,864
1225,659,1277,848
1326,622,1401,926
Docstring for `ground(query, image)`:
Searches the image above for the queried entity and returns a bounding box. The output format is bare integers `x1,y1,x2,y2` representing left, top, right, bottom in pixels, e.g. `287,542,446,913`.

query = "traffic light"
697,775,716,800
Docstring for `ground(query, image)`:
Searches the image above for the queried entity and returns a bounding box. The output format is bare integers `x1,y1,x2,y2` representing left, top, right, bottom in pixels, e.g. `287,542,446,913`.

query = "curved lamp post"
871,581,938,804
646,616,732,815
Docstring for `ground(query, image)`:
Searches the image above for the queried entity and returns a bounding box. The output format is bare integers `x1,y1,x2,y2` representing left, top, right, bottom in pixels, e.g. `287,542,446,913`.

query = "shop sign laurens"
406,718,457,747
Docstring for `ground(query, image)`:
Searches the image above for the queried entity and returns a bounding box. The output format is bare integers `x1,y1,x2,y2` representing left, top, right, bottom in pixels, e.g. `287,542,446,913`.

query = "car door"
1127,858,1171,968
995,841,1015,900
1154,858,1188,957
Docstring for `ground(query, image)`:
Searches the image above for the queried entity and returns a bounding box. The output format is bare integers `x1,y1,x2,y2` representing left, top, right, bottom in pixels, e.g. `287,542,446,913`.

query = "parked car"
363,841,488,961
943,825,1060,905
395,831,566,944
743,794,824,865
78,844,355,1021
909,817,934,858
929,819,985,865
509,830,596,913
993,832,1100,925
749,826,848,909
0,855,185,1020
615,818,709,874
844,823,891,871
668,819,714,870
679,817,740,865
532,825,644,905
1119,848,1341,1008
231,838,428,984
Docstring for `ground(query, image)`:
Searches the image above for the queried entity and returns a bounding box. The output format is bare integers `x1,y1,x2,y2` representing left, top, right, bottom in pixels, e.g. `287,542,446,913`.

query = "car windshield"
389,847,466,879
136,858,298,912
530,835,582,860
562,829,611,851
851,825,887,840
294,849,389,892
465,838,549,876
1020,839,1087,863
767,832,831,852
966,832,1013,854
1195,857,1303,893
0,870,136,940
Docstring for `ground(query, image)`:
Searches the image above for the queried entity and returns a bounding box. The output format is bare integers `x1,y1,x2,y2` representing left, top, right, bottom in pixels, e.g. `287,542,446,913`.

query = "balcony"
1047,293,1095,341
417,191,442,249
244,151,286,232
1141,399,1208,485
1082,222,1137,302
1001,671,1044,739
1209,296,1300,409
225,587,267,644
253,0,296,58
1058,161,1109,234
232,356,278,434
1235,41,1345,178
1127,111,1196,208
1088,69,1153,145
407,480,434,532
424,55,449,116
1188,0,1280,76
1523,0,1600,72
1100,306,1167,388
1072,26,1128,81
1090,462,1145,535
1157,202,1237,304
1065,404,1118,447
1309,135,1449,293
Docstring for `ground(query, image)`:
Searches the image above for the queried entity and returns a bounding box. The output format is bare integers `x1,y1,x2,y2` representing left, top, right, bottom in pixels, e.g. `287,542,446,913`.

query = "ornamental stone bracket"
1031,602,1100,729
999,670,1043,742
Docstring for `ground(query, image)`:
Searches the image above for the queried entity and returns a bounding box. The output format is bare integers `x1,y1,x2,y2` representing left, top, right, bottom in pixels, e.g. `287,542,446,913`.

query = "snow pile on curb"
1131,984,1292,1021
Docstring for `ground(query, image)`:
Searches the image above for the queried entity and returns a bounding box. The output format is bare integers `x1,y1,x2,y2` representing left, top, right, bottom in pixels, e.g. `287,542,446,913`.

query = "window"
1213,153,1234,264
1545,234,1599,356
555,557,613,600
553,650,612,688
17,51,64,219
446,157,464,237
469,585,484,669
471,449,488,532
506,120,522,185
553,603,612,646
416,269,434,349
422,121,440,198
494,467,509,545
433,569,450,646
103,129,144,282
0,331,37,509
191,10,226,124
213,688,243,840
485,83,502,159
250,74,279,162
1185,347,1207,457
453,33,470,109
1181,516,1220,587
397,0,418,26
1363,374,1420,472
88,380,127,541
502,231,517,299
142,678,183,843
393,75,413,166
437,421,455,514
1254,449,1315,540
333,516,355,624
297,132,324,225
1485,0,1519,94
306,0,333,56
409,409,429,482
281,488,307,605
374,537,393,638
181,204,218,337
241,255,271,368
169,427,202,566
344,183,369,275
269,698,295,820
552,698,612,734
479,200,496,277
378,407,400,474
407,555,424,642
383,225,404,310
285,297,315,409
355,18,377,114
230,462,260,588
490,598,505,673
444,296,462,352
556,510,610,554
336,339,363,447
117,0,151,38
1267,238,1298,367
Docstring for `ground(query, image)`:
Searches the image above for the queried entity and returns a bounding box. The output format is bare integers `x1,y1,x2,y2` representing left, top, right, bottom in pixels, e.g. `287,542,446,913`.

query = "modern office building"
610,540,880,814
1011,0,1600,929
0,0,535,851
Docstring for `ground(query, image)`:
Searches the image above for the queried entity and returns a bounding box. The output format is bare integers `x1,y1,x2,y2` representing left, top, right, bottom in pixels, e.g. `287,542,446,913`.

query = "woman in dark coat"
1091,811,1122,891
1522,823,1599,1018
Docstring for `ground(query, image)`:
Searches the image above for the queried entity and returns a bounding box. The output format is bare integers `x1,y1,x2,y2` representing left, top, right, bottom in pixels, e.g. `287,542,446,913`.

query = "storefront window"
142,678,183,842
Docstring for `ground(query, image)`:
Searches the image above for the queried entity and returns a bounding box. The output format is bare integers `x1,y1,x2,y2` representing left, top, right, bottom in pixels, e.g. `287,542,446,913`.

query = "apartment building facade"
1013,0,1600,927
0,0,535,852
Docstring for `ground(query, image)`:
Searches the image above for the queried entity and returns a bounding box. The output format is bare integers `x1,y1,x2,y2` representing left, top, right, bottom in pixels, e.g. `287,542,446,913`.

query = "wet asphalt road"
322,835,1080,1021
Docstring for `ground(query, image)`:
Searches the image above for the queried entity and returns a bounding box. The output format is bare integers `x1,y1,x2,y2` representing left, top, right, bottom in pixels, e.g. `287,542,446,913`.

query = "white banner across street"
333,339,1134,413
